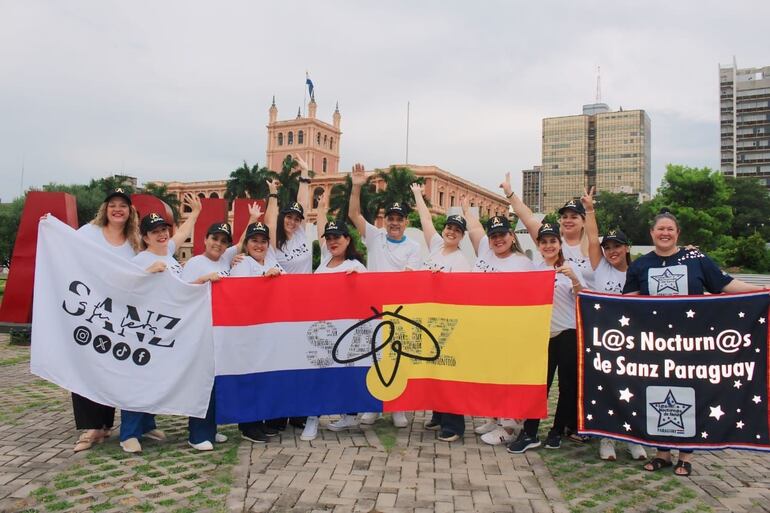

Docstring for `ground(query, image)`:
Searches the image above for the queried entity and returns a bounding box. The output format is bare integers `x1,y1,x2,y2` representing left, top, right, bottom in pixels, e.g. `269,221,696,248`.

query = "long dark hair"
342,235,365,264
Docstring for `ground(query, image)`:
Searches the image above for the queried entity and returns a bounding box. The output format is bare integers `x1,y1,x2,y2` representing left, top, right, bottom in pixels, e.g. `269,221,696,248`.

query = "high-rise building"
521,166,542,213
719,61,770,188
540,104,651,213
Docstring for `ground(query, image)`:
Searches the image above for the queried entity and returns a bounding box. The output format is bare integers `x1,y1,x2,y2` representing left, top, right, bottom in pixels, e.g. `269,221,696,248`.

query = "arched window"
330,137,334,149
278,133,283,146
198,193,206,199
324,134,327,146
312,187,325,208
288,132,294,145
210,192,219,199
323,158,327,173
316,133,321,144
298,130,304,144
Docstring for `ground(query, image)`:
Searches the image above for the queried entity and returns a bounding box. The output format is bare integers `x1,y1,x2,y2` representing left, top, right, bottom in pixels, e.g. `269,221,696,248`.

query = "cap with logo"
280,202,305,219
385,202,409,217
104,188,132,206
245,222,270,239
140,213,171,235
537,222,561,240
444,214,467,232
207,222,233,242
485,215,511,236
322,220,350,237
558,199,586,216
601,229,630,246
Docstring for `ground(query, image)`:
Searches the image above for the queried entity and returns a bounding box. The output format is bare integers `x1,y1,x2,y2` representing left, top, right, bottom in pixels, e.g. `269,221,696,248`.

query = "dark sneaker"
241,427,268,443
506,432,541,454
544,432,561,449
424,418,441,431
437,431,460,442
262,425,280,437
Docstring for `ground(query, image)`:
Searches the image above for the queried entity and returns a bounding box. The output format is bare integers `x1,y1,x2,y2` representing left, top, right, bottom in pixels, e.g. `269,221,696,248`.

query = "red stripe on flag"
382,379,547,419
213,270,555,326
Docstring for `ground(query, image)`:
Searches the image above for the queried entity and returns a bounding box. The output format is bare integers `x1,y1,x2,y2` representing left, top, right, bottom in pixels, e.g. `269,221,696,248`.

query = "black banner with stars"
577,291,770,451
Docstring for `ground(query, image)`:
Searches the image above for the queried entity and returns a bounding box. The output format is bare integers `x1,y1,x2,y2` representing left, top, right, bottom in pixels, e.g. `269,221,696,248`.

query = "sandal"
674,460,692,477
73,430,103,452
567,433,590,444
643,457,673,472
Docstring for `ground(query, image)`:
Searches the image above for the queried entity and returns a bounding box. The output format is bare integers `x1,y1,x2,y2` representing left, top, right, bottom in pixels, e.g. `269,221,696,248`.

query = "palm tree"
371,166,425,214
275,155,300,207
329,174,378,223
142,182,181,220
225,161,275,206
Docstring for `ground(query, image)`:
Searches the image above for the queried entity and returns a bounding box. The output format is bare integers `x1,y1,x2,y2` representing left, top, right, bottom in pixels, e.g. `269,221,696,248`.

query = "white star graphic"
608,409,614,416
734,380,743,389
760,317,766,325
619,316,630,327
652,310,657,315
711,327,715,331
753,396,762,404
709,405,725,420
737,409,741,413
757,435,761,440
586,414,593,421
597,386,603,391
591,400,596,405
594,303,601,310
619,388,634,402
701,431,708,439
757,348,761,353
736,421,745,429
686,309,695,318
623,422,631,432
632,411,637,417
739,312,745,318
668,324,673,329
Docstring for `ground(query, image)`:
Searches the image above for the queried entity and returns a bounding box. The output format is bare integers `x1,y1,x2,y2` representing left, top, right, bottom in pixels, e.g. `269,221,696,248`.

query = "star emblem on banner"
651,390,692,430
651,268,685,294
586,414,593,421
619,388,634,402
701,431,708,439
623,422,631,431
734,380,743,389
738,312,745,318
619,316,630,327
737,421,745,429
686,309,695,318
753,396,762,404
760,317,766,324
608,410,615,416
594,303,601,310
709,405,725,420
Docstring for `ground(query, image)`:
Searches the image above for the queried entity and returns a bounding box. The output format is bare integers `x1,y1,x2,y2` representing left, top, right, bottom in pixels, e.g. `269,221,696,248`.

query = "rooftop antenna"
596,65,602,103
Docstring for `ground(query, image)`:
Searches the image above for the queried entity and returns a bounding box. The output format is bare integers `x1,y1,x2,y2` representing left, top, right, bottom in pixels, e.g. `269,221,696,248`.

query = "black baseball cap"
245,222,269,240
322,220,350,237
485,215,510,236
537,222,561,240
601,229,630,246
444,214,467,232
280,202,305,219
558,199,586,216
140,213,170,235
207,222,233,242
104,188,132,206
385,202,408,217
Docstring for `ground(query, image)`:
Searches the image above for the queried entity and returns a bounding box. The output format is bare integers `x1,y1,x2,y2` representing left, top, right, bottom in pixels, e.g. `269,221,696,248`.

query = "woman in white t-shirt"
408,183,471,442
300,192,367,440
580,188,647,462
71,188,140,453
507,222,586,454
119,193,201,454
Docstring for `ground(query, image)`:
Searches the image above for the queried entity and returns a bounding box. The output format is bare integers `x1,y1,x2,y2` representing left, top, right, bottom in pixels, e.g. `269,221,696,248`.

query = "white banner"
30,217,214,417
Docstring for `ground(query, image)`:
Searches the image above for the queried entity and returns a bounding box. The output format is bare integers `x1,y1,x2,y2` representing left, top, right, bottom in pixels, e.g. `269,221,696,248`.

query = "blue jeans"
189,388,217,444
120,410,156,441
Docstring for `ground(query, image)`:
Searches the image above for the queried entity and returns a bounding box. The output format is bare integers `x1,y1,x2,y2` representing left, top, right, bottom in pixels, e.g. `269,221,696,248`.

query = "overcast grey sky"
1,0,768,203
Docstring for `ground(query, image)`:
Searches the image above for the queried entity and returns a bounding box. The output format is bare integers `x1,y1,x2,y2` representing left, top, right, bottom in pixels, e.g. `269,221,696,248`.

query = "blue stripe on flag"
214,367,382,423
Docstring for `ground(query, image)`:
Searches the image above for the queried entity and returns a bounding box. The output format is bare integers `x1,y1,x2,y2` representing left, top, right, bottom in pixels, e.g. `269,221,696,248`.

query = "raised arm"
236,202,263,249
581,187,602,270
410,183,437,246
348,163,368,236
462,196,484,254
316,190,328,249
500,172,540,243
264,179,280,249
295,155,311,227
171,193,201,248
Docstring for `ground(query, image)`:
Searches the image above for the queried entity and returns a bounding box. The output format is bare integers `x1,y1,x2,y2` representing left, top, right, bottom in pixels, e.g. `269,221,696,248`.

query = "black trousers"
72,393,115,430
523,329,577,437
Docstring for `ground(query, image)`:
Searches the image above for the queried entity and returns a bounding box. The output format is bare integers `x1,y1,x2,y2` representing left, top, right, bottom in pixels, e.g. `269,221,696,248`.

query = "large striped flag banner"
212,271,555,423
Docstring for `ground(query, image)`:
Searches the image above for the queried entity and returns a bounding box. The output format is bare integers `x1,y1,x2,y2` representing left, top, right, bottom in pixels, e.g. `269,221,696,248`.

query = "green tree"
225,161,275,206
142,182,181,221
730,233,770,272
0,196,25,267
593,191,651,245
329,174,378,224
724,176,770,240
371,166,424,215
649,165,732,251
42,183,105,226
275,155,300,207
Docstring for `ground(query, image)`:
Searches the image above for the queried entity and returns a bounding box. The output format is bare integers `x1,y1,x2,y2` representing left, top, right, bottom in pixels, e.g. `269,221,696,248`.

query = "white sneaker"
359,412,380,425
120,437,142,453
599,438,616,461
627,443,647,460
300,416,319,441
392,412,408,428
214,433,228,443
500,418,523,434
188,440,214,451
480,426,513,445
474,418,499,435
327,414,359,432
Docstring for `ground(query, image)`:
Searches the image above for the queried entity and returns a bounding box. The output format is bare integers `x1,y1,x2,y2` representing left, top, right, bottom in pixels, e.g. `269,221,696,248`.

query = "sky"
1,0,769,203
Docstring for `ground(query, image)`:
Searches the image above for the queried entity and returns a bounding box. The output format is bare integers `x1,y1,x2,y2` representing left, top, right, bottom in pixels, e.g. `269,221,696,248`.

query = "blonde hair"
91,202,141,252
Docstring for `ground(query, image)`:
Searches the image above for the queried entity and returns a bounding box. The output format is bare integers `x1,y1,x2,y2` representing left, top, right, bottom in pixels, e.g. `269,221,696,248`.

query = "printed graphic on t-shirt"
648,264,688,296
281,243,310,262
473,259,496,273
601,279,623,294
567,255,589,270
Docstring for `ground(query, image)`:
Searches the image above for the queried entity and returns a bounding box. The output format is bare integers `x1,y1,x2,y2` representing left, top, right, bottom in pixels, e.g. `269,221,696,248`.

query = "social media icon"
132,348,151,366
93,335,112,354
112,342,131,361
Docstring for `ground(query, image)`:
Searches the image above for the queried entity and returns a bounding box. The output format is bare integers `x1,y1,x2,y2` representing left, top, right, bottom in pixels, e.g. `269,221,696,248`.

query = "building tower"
521,166,543,213
266,97,342,174
719,59,770,189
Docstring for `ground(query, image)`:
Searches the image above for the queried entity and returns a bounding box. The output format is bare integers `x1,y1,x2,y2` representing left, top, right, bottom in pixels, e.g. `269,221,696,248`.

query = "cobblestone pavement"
3,336,770,513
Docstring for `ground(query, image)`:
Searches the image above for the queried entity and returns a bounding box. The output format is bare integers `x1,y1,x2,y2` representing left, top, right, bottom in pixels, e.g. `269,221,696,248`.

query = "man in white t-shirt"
348,163,420,428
